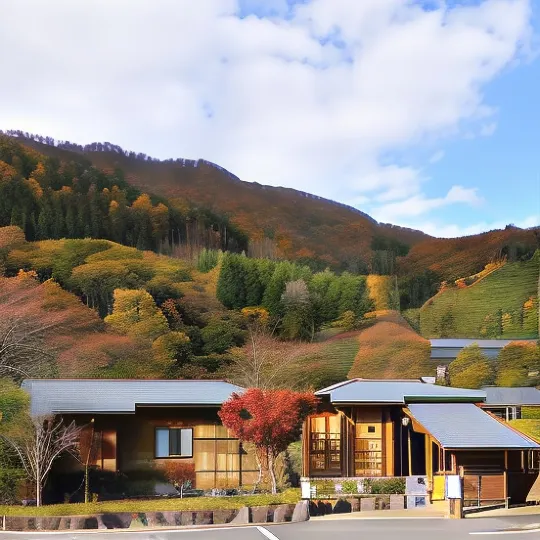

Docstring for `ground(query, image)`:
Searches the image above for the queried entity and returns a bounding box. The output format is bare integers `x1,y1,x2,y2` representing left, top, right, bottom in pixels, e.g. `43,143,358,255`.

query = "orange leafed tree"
219,388,318,493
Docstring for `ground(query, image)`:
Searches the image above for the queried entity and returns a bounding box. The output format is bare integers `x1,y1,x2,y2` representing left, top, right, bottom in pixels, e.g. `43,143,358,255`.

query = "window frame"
154,427,194,459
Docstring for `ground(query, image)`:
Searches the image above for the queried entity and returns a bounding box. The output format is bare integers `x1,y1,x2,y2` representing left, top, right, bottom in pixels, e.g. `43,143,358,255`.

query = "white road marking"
470,526,540,536
256,526,281,540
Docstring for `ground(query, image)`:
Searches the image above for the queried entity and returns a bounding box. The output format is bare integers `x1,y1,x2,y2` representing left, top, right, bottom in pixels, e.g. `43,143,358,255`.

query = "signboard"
300,479,311,499
445,475,462,499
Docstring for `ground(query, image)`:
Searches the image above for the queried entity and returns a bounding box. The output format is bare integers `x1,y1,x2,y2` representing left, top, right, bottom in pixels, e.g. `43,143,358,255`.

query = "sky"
0,0,539,238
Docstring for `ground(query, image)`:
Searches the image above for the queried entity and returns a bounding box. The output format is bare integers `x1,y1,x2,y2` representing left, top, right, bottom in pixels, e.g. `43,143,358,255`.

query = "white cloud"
372,185,483,222
0,0,533,233
411,214,539,238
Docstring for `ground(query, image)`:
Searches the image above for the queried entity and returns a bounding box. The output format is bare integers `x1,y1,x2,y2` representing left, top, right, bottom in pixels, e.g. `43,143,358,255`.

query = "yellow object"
433,476,445,501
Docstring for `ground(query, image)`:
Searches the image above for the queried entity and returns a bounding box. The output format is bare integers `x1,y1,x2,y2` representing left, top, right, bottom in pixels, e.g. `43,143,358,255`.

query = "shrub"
341,480,358,494
365,478,405,494
496,342,540,387
449,344,495,389
201,317,245,355
0,468,25,504
160,462,195,497
313,479,335,496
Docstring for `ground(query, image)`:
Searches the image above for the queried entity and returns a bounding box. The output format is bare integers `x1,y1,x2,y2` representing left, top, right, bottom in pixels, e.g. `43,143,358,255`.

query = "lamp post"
401,417,410,476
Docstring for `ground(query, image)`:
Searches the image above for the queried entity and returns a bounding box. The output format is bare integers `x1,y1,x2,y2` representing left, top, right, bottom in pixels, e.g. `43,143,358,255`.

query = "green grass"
419,259,539,338
508,420,540,442
304,334,361,388
0,490,300,517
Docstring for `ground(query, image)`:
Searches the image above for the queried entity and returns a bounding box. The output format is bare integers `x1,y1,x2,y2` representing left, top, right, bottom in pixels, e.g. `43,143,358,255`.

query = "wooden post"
407,426,413,476
504,450,509,508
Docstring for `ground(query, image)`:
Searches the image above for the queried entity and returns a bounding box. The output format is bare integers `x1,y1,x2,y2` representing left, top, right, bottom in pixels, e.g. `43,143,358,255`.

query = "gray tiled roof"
408,403,539,449
482,386,540,406
430,348,500,359
22,379,244,416
430,339,536,349
315,379,485,404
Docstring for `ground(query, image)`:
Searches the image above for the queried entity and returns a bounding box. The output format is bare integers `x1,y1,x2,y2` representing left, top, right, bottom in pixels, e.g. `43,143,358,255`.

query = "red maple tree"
218,388,317,494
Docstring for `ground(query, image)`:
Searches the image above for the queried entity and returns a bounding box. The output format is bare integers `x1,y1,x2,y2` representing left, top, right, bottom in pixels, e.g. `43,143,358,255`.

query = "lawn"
509,420,540,442
304,334,361,388
348,318,432,379
419,259,539,338
0,490,300,517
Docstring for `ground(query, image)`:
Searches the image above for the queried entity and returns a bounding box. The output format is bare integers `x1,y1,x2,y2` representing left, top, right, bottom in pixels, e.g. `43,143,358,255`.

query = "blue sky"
0,0,538,237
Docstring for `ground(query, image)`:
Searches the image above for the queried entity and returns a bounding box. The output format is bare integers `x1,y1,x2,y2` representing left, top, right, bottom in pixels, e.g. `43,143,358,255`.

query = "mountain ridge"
2,129,538,280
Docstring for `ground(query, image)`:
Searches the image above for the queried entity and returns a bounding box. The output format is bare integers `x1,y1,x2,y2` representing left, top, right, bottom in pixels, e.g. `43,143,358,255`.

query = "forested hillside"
3,130,537,279
0,226,399,385
1,130,538,387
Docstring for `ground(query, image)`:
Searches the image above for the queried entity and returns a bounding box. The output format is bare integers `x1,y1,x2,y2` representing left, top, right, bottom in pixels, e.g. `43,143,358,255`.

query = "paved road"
1,515,539,540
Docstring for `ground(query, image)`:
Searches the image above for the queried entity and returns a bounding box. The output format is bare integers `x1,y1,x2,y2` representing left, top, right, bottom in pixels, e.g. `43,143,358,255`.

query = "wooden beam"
504,450,508,503
407,426,412,476
385,409,394,477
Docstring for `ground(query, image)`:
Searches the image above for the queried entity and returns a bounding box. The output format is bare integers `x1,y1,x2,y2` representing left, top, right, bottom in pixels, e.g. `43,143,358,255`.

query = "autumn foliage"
219,388,317,493
160,461,196,497
348,313,432,379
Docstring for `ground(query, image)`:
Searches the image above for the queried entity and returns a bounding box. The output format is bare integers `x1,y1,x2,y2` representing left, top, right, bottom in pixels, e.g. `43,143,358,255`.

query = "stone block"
346,498,360,512
291,500,309,522
360,497,375,511
193,511,213,525
179,511,195,526
231,507,249,524
390,495,405,510
100,513,132,529
276,504,296,522
212,509,237,524
146,512,170,527
58,517,71,530
250,505,270,523
36,517,61,530
272,504,294,523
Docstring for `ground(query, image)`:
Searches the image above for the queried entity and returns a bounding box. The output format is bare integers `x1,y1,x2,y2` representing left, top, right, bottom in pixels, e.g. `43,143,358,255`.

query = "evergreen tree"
36,195,54,240
262,261,293,316
10,205,24,229
65,204,77,238
216,253,247,309
244,258,263,306
51,194,65,239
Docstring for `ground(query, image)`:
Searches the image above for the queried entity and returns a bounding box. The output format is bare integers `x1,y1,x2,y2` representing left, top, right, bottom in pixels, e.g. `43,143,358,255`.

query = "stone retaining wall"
308,495,409,516
2,501,309,531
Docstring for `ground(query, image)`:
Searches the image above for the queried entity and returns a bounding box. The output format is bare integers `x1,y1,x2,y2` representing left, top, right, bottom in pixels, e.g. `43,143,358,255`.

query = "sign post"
446,472,464,519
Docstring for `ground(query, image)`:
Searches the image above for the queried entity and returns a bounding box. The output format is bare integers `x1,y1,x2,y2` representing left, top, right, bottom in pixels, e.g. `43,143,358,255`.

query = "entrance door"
309,415,341,475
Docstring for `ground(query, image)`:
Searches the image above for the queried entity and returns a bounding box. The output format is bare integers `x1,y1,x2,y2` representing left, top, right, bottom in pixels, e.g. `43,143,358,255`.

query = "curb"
0,501,309,532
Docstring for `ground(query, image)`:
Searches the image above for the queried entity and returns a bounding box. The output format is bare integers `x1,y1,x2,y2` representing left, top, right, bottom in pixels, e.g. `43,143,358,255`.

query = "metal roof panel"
317,380,485,404
407,403,539,449
21,379,244,416
482,387,540,406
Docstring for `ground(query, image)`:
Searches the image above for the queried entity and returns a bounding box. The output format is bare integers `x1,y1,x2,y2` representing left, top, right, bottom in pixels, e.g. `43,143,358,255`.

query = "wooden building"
302,379,540,506
22,379,259,498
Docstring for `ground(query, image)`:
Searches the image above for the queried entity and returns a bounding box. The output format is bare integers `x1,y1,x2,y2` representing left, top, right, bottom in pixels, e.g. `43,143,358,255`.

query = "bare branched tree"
1,416,81,506
226,324,315,390
0,315,57,380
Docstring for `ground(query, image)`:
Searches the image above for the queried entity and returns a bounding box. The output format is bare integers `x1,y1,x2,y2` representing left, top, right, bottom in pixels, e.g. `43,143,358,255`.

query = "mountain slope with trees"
4,130,537,279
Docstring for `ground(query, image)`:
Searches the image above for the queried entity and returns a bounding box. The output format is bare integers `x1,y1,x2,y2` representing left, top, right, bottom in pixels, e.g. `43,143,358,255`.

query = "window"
368,426,376,433
155,427,193,458
528,450,540,471
309,415,341,473
192,425,258,490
